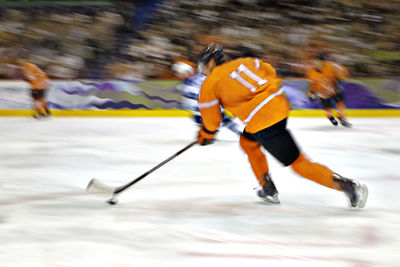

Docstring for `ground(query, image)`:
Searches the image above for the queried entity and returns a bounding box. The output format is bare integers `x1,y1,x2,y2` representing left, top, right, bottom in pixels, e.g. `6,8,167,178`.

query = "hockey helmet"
171,61,194,76
197,43,225,68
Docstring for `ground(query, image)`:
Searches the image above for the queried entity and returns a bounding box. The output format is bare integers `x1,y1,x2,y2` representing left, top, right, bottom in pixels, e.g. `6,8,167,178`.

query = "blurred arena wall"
0,79,398,117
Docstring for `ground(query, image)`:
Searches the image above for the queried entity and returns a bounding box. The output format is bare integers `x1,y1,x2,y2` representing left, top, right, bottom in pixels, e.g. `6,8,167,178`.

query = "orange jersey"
198,58,291,133
306,61,349,99
21,62,50,90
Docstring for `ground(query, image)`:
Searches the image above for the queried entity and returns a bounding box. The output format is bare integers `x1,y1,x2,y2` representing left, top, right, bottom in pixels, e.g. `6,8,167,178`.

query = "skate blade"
259,195,281,204
357,184,368,208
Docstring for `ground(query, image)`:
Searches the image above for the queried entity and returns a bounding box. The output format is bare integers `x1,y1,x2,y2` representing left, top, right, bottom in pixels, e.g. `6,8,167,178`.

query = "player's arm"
197,78,222,145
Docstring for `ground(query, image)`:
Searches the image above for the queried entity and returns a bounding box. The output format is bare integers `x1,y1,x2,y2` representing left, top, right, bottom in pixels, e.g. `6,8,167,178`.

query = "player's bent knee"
239,134,259,153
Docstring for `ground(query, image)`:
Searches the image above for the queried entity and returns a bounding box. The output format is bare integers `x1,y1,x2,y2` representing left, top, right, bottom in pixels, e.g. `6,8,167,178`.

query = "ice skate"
334,174,368,208
328,116,338,126
32,113,46,119
257,174,280,204
45,109,52,117
43,112,52,119
339,118,351,127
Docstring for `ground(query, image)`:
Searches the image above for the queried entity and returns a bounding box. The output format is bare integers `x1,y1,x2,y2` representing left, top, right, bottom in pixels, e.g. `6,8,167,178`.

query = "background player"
306,55,351,127
196,43,368,208
171,60,242,135
14,58,51,118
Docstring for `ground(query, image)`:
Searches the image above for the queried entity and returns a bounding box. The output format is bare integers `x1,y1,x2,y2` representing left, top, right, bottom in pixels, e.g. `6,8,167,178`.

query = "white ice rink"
0,116,399,267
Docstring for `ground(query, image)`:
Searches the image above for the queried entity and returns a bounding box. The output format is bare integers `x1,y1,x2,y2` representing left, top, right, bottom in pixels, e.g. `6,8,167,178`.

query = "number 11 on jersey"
230,62,268,93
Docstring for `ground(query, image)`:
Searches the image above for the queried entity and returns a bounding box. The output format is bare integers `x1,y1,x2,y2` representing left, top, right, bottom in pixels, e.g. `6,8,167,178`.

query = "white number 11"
229,60,268,92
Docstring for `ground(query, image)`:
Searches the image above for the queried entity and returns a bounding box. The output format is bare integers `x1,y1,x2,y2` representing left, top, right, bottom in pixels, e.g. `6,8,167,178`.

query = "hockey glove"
197,125,216,146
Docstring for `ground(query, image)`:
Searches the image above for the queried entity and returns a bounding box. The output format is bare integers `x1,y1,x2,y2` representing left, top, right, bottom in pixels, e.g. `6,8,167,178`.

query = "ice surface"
0,117,399,267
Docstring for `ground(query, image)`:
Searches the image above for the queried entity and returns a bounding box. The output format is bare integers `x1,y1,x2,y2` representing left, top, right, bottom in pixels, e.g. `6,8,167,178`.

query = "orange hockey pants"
239,134,340,190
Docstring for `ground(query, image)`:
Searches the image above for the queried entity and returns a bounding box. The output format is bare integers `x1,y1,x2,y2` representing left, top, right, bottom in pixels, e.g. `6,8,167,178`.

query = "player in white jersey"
172,61,242,135
180,72,206,124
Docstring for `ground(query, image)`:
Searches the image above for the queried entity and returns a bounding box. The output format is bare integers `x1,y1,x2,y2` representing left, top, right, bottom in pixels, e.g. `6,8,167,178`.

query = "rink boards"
0,79,398,117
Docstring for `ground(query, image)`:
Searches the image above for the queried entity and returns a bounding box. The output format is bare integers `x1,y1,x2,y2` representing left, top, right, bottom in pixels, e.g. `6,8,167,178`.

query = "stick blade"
86,178,116,194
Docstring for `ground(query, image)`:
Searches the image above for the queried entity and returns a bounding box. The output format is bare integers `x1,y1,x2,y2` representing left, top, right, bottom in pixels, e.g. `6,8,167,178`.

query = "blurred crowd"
0,0,399,80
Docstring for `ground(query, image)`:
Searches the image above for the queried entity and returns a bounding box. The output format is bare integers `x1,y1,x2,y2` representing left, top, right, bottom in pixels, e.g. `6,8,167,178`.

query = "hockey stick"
86,140,197,205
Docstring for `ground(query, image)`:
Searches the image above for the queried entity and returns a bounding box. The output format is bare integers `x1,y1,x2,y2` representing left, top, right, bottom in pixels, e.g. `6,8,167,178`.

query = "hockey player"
16,59,51,118
171,61,242,135
196,43,368,208
306,55,351,127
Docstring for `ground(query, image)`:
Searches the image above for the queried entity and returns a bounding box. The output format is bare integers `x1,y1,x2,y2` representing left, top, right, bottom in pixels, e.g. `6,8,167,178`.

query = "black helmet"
197,43,225,67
